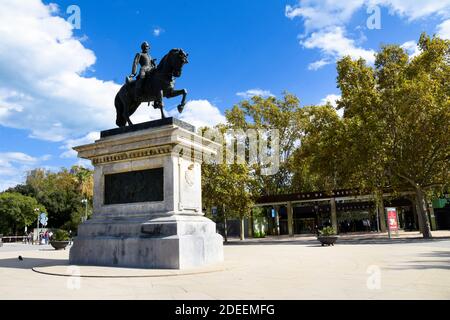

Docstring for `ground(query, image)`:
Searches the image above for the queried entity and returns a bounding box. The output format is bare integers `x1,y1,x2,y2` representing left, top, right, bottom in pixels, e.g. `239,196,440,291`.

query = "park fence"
0,235,27,243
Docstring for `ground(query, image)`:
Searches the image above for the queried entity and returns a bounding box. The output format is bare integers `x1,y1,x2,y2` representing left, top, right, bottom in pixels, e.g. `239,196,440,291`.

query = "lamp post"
34,208,40,245
81,199,88,222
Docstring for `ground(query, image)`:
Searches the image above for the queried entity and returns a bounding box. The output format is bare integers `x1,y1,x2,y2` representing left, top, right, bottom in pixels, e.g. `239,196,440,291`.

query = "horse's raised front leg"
164,88,188,113
178,89,187,113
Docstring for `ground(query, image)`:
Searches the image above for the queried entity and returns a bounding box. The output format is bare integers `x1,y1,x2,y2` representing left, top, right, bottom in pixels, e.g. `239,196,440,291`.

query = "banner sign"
386,207,398,232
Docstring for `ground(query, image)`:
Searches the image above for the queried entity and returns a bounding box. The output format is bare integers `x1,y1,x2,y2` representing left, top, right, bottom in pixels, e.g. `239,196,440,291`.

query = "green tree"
202,162,254,241
322,33,450,238
71,165,94,200
10,167,94,231
0,192,45,235
225,93,305,195
291,104,349,192
378,34,450,237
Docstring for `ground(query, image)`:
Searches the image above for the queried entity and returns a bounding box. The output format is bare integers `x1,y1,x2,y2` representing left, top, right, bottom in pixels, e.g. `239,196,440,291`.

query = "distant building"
213,189,450,237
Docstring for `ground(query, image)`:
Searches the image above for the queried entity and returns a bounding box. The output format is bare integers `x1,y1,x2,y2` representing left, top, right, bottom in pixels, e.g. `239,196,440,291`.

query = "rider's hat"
141,41,150,50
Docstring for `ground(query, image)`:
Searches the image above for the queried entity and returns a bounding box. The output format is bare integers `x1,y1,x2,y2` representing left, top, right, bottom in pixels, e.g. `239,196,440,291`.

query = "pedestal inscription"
104,168,164,205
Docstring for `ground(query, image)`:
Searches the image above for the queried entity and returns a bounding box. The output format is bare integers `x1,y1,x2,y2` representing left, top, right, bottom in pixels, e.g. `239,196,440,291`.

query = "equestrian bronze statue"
115,46,189,127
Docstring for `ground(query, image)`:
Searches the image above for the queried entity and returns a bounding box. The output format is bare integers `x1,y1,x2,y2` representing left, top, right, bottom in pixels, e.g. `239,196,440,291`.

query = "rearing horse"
115,48,189,127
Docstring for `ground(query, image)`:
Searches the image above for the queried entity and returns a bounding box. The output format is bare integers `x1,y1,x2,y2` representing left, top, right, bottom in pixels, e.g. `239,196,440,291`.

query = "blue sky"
0,0,450,190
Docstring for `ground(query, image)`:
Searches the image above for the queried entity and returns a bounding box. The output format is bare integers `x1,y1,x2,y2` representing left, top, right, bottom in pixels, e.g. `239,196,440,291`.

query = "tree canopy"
204,33,449,239
5,165,93,233
295,33,450,238
0,192,45,235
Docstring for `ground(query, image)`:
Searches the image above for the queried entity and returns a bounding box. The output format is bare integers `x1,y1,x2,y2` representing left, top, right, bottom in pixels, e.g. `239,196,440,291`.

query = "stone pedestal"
69,118,224,269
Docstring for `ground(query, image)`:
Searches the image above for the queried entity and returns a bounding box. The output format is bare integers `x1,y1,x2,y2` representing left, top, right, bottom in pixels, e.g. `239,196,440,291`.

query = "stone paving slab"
1,233,449,300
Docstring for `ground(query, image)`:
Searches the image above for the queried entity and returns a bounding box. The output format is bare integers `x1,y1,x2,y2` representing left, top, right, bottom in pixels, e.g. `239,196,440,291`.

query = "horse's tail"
115,92,126,127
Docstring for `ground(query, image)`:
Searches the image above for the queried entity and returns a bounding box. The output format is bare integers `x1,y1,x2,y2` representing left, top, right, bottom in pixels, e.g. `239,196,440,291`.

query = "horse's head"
165,48,189,78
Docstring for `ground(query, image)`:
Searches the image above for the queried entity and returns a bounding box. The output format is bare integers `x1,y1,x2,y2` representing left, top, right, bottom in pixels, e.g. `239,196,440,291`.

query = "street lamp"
315,204,320,224
34,208,40,244
81,199,88,222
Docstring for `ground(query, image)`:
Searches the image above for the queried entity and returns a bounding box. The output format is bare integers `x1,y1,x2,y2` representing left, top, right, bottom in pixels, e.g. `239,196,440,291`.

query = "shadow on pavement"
325,237,450,246
224,239,317,246
0,257,68,270
387,251,450,271
224,237,450,247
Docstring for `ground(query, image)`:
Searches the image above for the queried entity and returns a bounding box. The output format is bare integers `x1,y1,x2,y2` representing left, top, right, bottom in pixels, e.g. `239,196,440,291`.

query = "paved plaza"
1,231,449,300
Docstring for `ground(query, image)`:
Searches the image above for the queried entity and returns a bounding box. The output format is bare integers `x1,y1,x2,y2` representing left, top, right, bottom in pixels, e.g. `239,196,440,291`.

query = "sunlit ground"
1,231,449,300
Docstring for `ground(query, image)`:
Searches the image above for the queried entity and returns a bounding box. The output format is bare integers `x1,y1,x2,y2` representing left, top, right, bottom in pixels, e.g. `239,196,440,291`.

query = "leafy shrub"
253,231,266,238
319,226,336,236
52,229,70,241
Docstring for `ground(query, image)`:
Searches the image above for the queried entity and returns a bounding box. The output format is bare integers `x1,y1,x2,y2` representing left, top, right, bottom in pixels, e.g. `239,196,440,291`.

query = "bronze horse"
115,48,189,127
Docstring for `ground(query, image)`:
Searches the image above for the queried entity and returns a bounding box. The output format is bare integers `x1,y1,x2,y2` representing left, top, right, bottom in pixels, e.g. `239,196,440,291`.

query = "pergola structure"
255,189,417,236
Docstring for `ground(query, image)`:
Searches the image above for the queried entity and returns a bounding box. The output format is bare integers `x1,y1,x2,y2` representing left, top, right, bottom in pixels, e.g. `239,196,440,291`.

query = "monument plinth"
69,118,224,269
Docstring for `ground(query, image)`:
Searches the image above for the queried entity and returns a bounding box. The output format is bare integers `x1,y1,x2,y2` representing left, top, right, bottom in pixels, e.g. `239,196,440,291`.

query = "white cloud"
302,27,376,64
373,0,450,21
0,152,37,165
130,102,167,124
437,19,450,39
400,41,421,59
320,94,344,117
0,0,216,151
60,131,100,158
286,1,364,32
153,27,164,37
0,152,48,191
308,59,332,70
168,100,226,129
75,158,93,169
236,89,275,99
286,1,450,26
0,0,120,142
286,0,450,70
39,154,53,161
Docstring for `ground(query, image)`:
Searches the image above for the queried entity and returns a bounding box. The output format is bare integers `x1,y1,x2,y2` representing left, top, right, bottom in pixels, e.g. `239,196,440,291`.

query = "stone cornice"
74,124,220,163
91,145,173,165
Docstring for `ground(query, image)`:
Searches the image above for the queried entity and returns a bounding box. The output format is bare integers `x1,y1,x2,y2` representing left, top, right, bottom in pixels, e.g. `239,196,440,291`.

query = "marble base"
69,215,224,269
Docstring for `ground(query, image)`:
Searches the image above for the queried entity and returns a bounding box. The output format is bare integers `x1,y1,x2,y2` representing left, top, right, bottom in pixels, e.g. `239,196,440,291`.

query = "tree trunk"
248,211,254,238
239,215,245,241
375,194,387,233
223,204,228,243
409,196,416,229
411,195,424,232
415,188,432,239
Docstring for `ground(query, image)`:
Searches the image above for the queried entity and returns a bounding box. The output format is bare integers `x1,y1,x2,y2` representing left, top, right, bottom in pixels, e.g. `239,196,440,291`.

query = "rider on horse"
116,45,189,127
128,41,157,99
